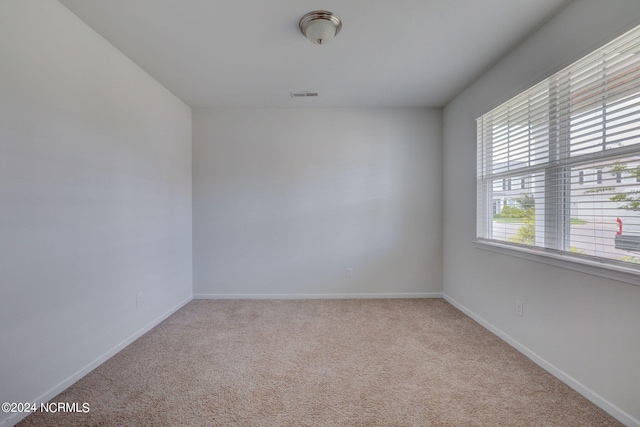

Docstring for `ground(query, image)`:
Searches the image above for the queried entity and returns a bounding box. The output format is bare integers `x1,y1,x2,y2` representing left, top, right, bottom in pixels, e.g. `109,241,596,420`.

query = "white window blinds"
477,24,640,269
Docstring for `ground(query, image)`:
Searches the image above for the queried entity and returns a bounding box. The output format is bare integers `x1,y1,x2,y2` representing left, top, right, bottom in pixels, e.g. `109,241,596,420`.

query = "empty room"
1,0,640,426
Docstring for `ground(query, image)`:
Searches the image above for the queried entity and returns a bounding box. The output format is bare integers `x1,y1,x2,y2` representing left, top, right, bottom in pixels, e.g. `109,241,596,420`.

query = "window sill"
473,239,640,287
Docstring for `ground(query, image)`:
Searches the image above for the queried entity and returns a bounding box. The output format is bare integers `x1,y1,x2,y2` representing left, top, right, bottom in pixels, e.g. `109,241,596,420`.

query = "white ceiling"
58,0,572,108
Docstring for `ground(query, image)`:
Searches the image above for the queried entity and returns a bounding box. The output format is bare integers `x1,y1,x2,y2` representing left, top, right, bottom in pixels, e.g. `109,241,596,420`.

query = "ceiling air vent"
291,91,318,98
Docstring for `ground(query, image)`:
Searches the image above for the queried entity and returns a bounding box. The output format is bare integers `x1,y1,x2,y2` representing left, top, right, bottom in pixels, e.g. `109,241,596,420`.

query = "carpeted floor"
18,299,621,426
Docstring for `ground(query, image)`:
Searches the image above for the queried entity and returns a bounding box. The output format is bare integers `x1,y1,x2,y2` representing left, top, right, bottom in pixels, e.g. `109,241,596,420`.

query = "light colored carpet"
18,299,621,426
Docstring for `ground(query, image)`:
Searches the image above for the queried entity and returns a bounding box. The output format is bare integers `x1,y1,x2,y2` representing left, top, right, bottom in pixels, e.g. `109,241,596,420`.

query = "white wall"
193,108,442,298
443,1,640,425
0,2,192,425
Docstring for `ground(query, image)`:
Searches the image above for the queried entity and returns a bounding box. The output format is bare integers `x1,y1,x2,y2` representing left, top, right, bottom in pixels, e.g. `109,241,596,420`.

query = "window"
477,24,640,273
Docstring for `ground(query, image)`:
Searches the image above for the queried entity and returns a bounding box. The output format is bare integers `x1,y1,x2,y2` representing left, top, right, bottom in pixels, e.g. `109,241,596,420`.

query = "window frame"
475,24,640,286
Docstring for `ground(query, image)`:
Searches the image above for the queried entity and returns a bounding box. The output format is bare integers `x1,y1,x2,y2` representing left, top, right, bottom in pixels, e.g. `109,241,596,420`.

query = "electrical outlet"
515,299,523,317
136,292,143,307
346,268,353,278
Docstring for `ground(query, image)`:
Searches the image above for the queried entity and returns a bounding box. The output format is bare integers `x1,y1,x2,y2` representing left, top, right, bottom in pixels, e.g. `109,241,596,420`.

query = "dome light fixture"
299,11,342,45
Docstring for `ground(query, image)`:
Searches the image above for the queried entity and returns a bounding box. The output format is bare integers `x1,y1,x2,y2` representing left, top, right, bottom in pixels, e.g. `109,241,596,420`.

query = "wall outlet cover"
515,299,523,317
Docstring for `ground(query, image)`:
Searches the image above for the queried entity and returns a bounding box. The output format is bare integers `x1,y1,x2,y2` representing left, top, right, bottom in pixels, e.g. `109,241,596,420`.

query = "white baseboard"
1,295,193,427
194,292,442,300
443,293,639,427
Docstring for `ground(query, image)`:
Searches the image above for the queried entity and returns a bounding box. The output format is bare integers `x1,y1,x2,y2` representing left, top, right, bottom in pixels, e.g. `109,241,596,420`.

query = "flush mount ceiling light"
299,11,342,45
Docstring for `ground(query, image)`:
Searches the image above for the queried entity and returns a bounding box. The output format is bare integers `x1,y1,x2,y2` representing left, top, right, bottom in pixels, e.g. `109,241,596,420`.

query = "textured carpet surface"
18,299,621,426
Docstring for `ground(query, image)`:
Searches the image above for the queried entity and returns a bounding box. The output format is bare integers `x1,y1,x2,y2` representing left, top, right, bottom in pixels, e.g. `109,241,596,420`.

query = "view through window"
477,24,640,269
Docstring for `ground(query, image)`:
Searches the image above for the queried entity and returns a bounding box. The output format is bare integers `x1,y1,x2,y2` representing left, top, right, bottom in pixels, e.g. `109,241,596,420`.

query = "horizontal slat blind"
477,24,640,268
